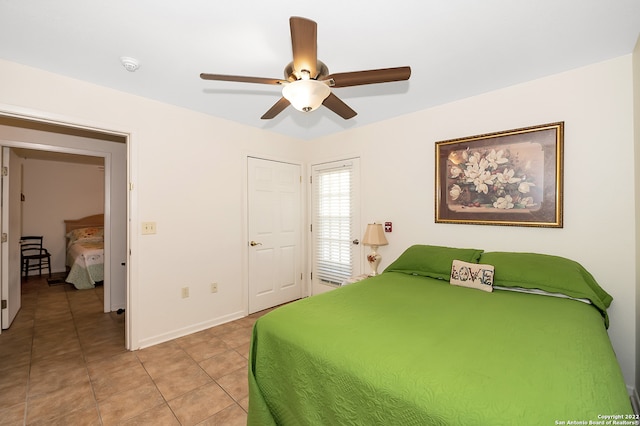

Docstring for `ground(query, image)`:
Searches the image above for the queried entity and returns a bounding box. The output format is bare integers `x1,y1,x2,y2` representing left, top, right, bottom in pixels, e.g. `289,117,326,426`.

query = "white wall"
307,55,637,388
21,158,104,273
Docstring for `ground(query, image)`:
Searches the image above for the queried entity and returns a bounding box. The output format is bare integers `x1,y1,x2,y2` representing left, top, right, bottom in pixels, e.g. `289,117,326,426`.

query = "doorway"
310,158,362,295
0,114,129,349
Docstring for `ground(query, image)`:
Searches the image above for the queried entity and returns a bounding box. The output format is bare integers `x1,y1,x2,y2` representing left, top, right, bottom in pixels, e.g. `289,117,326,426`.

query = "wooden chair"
21,236,51,279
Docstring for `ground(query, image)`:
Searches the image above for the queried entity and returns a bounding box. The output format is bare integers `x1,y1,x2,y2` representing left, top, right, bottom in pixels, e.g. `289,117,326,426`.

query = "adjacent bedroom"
16,148,106,289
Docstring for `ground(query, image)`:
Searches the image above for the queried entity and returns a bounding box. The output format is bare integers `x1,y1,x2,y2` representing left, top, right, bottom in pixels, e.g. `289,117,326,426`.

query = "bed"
64,214,104,290
248,245,633,425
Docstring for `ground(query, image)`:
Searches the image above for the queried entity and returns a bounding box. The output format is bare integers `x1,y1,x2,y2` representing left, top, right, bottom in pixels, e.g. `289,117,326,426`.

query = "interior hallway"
0,275,266,425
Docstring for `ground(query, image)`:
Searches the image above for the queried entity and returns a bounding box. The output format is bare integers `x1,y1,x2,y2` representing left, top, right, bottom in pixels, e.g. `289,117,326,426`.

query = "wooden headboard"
64,214,104,234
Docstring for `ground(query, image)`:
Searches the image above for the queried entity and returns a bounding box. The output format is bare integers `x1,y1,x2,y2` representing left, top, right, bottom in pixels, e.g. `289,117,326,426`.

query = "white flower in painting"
473,171,494,194
520,196,536,207
449,184,462,200
464,154,490,182
464,166,479,181
478,157,490,172
463,164,478,181
450,166,462,178
485,149,509,170
468,151,481,165
496,168,521,185
518,181,535,193
493,195,514,209
475,184,489,194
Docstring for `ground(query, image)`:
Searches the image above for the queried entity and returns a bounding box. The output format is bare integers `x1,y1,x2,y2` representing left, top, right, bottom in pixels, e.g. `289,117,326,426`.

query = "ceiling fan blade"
322,93,357,120
324,66,411,88
290,16,317,78
261,97,291,119
200,73,286,85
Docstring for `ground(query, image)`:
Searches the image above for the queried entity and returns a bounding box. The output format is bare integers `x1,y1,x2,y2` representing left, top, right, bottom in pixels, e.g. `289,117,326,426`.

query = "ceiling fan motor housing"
285,61,329,82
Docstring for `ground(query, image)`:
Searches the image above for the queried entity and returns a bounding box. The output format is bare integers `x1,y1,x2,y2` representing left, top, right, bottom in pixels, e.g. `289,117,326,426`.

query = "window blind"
313,163,353,285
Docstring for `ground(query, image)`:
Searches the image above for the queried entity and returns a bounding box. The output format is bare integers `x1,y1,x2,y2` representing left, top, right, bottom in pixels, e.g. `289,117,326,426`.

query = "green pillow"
479,252,613,327
384,244,483,280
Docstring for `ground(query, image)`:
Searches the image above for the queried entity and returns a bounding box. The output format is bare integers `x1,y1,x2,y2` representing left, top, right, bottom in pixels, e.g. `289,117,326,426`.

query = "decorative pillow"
384,244,483,280
450,259,494,292
479,251,613,327
66,227,104,244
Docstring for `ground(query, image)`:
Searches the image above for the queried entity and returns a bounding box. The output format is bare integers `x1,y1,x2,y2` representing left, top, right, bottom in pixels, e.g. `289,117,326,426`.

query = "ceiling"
1,1,639,140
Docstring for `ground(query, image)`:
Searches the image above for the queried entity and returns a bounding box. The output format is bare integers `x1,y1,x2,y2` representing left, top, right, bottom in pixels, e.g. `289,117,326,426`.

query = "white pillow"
450,259,494,292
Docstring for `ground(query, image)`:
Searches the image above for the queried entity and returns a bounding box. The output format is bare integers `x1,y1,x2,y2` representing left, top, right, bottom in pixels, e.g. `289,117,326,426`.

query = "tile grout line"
67,283,107,425
134,350,183,424
21,281,39,426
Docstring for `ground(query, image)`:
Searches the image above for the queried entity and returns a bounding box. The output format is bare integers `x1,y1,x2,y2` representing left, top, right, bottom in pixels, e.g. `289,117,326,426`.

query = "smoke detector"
120,57,140,72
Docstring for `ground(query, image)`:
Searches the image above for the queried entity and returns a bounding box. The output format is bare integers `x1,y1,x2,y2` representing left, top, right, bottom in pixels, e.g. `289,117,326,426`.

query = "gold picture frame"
435,122,563,228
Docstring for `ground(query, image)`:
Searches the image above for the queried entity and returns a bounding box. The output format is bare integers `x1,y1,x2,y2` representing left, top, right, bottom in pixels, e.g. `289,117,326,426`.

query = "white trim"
0,102,135,350
0,103,129,138
138,310,246,349
629,386,639,414
126,129,139,350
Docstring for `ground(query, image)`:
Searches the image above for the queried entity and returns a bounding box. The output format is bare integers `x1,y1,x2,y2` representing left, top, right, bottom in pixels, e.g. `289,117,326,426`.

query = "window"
311,159,360,286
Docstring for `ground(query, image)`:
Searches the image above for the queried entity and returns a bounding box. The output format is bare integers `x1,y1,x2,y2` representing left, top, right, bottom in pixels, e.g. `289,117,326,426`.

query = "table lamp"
362,223,388,276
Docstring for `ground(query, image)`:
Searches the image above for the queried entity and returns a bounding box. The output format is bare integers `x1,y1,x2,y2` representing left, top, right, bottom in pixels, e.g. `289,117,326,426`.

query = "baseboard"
628,385,639,415
136,310,246,349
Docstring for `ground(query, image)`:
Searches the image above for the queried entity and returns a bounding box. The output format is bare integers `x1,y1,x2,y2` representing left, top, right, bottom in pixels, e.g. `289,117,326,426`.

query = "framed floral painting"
435,122,563,227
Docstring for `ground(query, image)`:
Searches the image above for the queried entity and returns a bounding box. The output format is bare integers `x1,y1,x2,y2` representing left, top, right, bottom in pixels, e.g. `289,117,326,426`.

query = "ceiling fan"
200,16,411,120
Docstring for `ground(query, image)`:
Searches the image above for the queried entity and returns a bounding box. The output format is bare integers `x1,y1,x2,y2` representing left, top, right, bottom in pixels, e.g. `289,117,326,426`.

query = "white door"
105,144,128,314
1,147,22,330
310,158,361,295
248,157,302,314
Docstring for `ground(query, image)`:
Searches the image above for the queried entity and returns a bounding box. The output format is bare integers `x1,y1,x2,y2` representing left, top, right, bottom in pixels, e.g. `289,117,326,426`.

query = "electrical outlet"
181,287,189,298
142,222,157,235
211,283,218,293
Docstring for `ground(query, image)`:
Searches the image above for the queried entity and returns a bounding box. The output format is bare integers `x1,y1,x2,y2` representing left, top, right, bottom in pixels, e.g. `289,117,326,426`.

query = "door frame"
307,156,362,296
243,154,308,314
1,147,22,329
0,103,135,350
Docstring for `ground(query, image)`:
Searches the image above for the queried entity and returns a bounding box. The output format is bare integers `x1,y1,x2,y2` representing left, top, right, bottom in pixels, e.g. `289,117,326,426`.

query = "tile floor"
0,275,270,425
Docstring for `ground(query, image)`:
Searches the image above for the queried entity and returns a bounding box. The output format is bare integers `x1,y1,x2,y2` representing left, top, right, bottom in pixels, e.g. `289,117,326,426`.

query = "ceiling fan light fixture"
282,79,330,113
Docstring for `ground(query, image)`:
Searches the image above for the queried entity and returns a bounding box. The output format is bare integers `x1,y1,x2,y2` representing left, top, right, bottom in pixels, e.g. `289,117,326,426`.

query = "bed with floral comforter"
65,224,104,290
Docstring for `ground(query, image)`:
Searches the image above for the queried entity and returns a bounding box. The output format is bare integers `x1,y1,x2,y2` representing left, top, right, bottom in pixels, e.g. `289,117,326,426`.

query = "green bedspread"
248,272,632,425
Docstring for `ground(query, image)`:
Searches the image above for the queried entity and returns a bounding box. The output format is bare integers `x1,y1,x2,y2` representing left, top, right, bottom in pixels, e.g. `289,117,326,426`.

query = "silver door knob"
250,241,263,246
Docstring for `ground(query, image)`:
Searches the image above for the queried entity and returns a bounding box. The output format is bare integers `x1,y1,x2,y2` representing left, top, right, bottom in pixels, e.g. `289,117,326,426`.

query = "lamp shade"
362,223,388,247
282,79,330,112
